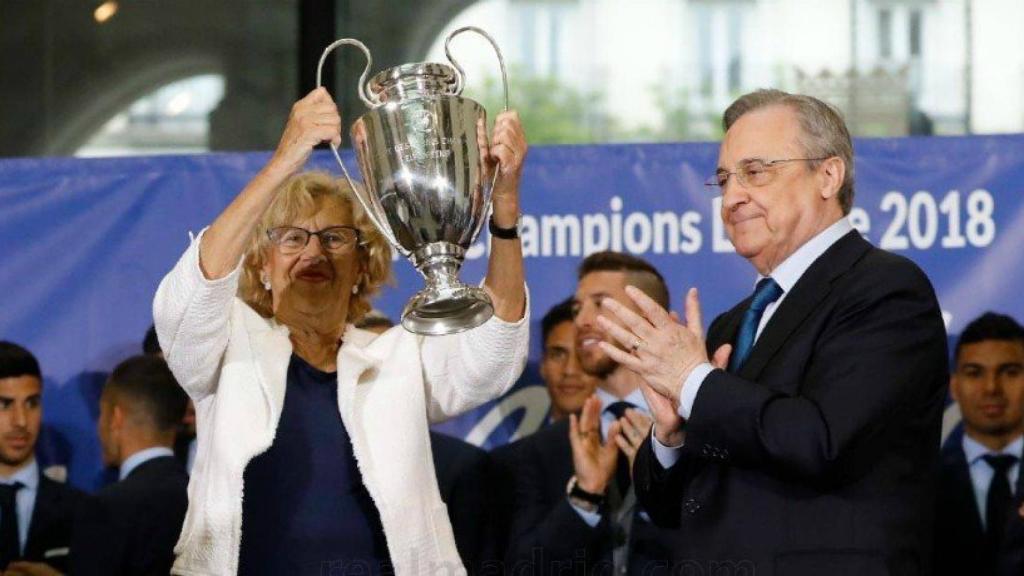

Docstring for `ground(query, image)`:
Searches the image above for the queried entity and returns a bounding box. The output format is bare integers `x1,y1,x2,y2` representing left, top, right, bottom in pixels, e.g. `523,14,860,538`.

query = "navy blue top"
238,354,392,575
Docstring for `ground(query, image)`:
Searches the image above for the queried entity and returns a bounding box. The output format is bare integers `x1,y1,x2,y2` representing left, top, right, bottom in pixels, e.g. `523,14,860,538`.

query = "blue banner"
3,136,1023,489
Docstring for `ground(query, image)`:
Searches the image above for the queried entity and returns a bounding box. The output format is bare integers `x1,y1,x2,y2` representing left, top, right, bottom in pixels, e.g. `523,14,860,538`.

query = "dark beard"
580,353,617,380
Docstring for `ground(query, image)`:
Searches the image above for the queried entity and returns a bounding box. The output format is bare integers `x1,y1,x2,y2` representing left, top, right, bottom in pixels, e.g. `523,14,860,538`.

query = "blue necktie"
728,278,783,372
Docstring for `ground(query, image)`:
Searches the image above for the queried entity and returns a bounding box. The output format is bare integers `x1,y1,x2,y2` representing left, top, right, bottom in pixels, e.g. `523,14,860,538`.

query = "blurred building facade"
1,0,1021,158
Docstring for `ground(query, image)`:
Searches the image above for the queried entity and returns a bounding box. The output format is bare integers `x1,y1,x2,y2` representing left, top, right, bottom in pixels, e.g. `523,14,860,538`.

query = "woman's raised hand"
269,87,343,176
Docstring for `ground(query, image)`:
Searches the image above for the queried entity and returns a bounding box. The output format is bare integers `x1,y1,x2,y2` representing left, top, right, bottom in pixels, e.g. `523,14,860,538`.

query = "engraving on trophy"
391,137,454,164
407,109,435,132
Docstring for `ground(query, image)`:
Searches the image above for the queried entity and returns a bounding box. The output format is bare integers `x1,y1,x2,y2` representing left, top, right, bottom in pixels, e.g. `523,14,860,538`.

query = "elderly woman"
153,87,529,575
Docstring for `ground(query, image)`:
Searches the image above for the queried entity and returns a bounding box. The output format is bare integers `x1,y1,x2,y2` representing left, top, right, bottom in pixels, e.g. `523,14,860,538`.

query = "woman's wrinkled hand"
269,87,343,176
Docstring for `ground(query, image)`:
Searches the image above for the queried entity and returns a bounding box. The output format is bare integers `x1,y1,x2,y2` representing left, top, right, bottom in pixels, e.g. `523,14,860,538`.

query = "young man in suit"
502,252,680,574
935,312,1024,576
0,342,81,575
603,89,948,575
69,355,189,576
539,298,600,425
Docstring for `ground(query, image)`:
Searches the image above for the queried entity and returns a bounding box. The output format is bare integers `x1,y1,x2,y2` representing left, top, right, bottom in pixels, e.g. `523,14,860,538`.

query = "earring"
351,283,359,295
261,273,271,291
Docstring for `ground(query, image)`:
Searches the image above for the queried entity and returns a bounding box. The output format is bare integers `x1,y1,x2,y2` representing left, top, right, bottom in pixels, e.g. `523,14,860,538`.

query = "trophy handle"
444,27,510,240
444,26,509,113
316,38,379,108
315,39,401,250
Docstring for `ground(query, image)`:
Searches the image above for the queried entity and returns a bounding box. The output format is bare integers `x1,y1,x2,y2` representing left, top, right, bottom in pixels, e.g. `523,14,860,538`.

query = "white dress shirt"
962,433,1022,529
0,458,40,554
654,217,854,468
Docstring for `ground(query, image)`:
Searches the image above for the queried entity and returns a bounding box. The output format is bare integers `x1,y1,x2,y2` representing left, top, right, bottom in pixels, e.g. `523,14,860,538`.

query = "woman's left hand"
483,110,527,226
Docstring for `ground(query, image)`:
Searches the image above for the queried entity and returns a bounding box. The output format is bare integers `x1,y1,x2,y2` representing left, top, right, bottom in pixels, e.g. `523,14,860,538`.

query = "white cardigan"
153,231,529,575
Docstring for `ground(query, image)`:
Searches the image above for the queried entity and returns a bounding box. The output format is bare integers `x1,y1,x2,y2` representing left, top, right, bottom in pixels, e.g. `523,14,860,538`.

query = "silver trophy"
316,27,509,335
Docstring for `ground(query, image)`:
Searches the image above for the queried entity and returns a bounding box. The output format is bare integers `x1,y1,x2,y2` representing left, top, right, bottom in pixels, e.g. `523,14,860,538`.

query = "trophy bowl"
317,28,509,335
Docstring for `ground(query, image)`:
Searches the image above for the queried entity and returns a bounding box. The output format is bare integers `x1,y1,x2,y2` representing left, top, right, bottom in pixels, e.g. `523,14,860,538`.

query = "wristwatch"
566,475,605,511
488,214,521,240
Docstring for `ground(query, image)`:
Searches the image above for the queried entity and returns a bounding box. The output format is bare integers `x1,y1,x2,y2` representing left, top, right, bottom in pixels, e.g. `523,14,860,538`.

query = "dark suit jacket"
69,455,188,576
21,474,83,572
504,419,679,575
430,431,495,575
933,428,1024,576
634,230,948,576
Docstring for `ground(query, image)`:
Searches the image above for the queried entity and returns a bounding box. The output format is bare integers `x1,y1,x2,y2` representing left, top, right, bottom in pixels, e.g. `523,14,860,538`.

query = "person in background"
935,312,1024,576
142,325,196,474
539,298,599,425
503,252,677,574
0,342,81,576
68,355,189,576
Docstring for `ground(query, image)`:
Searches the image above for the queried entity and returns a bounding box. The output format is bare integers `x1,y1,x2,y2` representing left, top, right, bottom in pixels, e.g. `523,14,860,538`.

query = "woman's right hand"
268,87,343,176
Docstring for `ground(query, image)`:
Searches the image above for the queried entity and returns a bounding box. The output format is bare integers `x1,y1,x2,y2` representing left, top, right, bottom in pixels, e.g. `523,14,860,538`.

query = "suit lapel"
943,435,986,539
739,230,871,381
707,303,747,355
24,474,53,558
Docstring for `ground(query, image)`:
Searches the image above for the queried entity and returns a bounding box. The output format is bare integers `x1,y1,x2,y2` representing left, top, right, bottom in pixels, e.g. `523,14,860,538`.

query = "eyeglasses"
704,157,829,190
267,226,361,255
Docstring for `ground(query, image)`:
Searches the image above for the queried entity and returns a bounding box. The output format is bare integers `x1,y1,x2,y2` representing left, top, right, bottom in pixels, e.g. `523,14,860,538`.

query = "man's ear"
818,157,845,202
111,403,126,432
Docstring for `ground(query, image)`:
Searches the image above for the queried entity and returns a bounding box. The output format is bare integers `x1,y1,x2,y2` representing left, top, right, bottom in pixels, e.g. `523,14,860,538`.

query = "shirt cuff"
568,499,602,527
678,363,714,420
651,426,684,469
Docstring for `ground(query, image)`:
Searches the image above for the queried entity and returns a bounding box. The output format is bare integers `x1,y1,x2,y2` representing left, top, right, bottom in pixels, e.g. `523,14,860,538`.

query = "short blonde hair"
239,171,393,324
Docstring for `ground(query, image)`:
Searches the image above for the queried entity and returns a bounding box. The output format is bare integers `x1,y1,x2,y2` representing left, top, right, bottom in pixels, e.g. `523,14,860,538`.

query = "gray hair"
723,89,855,214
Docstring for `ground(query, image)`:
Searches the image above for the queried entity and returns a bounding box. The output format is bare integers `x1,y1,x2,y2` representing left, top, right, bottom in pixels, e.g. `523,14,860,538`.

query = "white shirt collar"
0,459,38,491
758,217,854,293
963,433,1024,466
119,446,174,481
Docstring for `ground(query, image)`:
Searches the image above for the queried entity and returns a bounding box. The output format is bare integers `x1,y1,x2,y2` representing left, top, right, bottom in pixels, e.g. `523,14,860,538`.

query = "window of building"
76,75,226,157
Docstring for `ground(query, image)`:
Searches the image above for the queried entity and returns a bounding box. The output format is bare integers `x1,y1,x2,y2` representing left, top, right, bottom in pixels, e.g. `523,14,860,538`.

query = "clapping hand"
596,287,731,446
569,395,620,495
614,408,653,472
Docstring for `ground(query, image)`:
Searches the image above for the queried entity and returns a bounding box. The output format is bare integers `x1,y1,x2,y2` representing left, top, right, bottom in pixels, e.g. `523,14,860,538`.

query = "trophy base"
401,283,494,336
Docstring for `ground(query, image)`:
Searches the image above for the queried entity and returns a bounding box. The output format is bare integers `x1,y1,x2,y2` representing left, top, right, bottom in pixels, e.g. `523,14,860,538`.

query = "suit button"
683,498,702,515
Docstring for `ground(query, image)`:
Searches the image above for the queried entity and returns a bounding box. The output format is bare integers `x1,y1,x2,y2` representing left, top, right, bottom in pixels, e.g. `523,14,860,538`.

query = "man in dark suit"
502,252,680,574
935,312,1024,576
599,89,948,575
69,355,189,576
0,342,82,575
